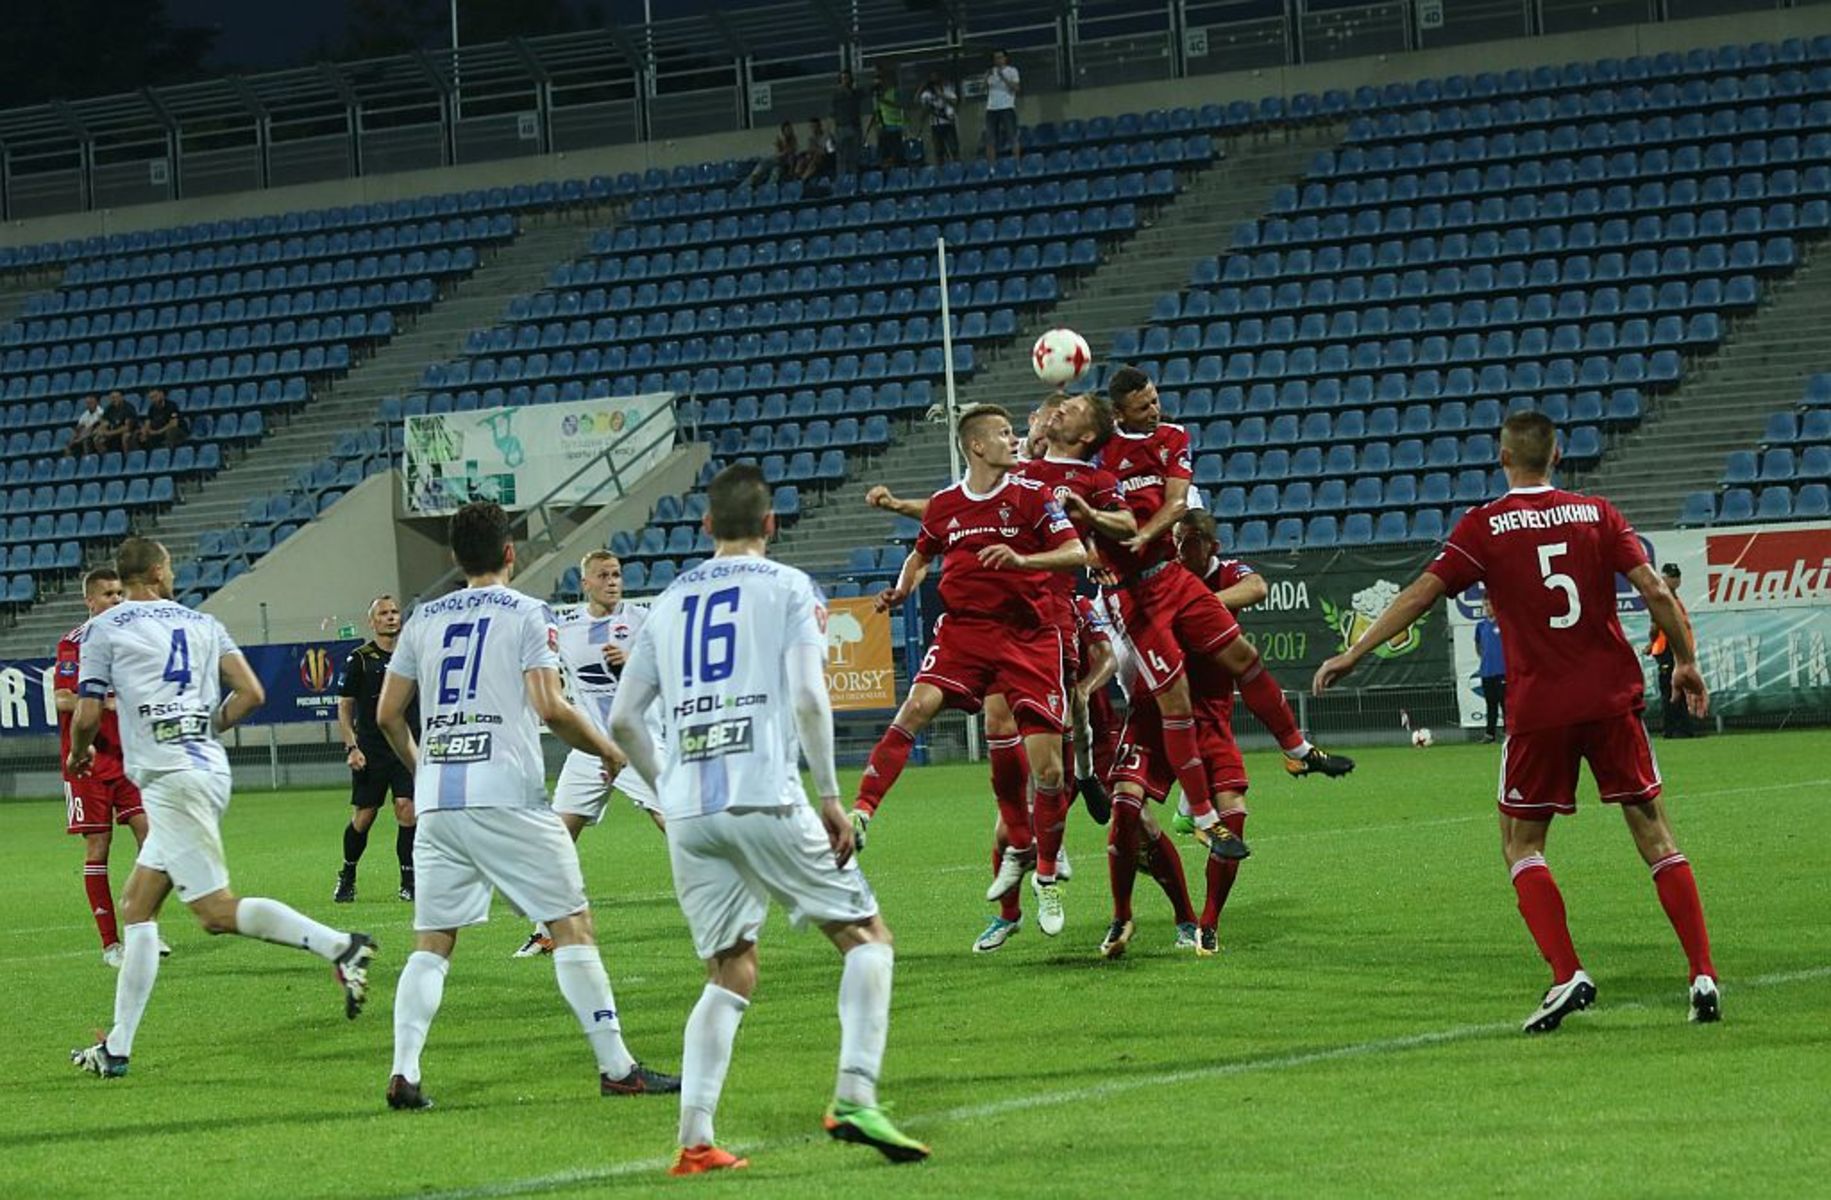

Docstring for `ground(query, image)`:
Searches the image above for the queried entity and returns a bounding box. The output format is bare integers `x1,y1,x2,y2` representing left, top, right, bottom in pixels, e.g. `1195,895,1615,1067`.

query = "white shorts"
136,770,233,903
668,805,879,960
550,749,660,824
412,807,589,932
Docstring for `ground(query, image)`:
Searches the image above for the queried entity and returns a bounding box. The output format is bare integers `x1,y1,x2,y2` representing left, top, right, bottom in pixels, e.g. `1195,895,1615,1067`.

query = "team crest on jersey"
547,626,560,652
1158,447,1169,463
997,505,1013,523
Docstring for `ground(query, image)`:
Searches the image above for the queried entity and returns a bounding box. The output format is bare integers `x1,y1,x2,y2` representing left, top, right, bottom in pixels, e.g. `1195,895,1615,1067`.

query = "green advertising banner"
1231,544,1452,687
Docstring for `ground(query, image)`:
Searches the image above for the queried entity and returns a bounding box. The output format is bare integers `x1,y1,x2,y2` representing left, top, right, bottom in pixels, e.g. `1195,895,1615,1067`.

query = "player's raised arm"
1626,563,1709,718
865,485,927,520
1312,573,1446,695
214,649,267,733
1215,571,1269,612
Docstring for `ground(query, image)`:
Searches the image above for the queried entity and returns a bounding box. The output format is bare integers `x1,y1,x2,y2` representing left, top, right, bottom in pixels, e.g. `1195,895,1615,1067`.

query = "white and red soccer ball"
1032,327,1091,386
1411,727,1434,748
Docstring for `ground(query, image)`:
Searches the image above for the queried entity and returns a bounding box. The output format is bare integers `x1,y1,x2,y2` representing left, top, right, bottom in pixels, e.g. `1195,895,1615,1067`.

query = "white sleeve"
609,617,664,788
523,603,561,672
213,616,241,658
76,622,112,700
387,619,420,682
787,575,830,654
784,639,839,801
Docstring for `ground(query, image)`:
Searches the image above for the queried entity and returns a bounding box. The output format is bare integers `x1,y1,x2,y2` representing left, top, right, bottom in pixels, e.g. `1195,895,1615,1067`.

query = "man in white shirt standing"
611,464,929,1176
983,48,1022,164
69,538,375,1080
376,502,679,1111
510,548,667,958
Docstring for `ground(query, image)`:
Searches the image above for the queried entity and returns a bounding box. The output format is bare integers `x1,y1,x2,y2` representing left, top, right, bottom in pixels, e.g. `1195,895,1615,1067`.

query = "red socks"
1200,809,1247,928
1107,798,1143,923
1510,853,1583,983
1033,781,1070,882
1651,853,1716,980
84,859,118,948
988,736,1033,851
1236,659,1305,753
1142,831,1194,925
1159,717,1214,821
854,724,916,817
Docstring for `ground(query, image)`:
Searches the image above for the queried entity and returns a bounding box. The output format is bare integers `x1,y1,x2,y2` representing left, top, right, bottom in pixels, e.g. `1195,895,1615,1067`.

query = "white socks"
680,984,748,1148
391,950,450,1084
553,944,635,1080
234,897,351,962
1283,738,1316,760
836,942,894,1109
106,921,161,1058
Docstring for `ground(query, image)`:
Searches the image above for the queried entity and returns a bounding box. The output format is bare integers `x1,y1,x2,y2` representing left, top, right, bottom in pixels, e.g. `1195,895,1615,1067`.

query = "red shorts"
1108,696,1248,804
1111,566,1242,697
1498,711,1661,818
915,614,1067,735
65,776,145,835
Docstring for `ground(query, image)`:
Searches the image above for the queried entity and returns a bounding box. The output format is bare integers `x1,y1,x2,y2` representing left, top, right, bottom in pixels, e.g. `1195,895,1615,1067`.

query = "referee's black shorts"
351,754,414,808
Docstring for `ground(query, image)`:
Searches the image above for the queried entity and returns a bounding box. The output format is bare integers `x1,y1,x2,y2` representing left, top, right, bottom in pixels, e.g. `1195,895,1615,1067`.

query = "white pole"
936,235,963,483
450,0,462,124
936,234,980,763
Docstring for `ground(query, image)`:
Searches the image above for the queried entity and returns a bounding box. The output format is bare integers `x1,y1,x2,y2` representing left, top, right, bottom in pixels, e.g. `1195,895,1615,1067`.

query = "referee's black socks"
343,821,370,868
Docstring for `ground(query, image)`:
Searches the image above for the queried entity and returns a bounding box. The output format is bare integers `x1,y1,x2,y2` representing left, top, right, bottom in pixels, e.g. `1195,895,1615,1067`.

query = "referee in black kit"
333,595,419,902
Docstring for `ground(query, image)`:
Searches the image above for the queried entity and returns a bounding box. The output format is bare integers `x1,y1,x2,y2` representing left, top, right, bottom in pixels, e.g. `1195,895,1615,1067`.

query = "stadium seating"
1679,373,1831,526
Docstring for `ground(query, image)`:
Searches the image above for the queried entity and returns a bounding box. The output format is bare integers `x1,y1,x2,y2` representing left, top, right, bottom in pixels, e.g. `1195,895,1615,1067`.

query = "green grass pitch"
3,734,1828,1198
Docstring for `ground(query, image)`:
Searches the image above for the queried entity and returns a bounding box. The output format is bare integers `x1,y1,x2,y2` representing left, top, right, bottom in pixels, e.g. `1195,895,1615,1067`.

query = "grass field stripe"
403,963,1831,1200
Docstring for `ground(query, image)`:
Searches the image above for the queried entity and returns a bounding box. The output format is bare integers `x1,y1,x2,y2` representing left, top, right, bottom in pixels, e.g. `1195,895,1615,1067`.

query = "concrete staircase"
1584,240,1831,529
772,131,1339,576
0,215,604,656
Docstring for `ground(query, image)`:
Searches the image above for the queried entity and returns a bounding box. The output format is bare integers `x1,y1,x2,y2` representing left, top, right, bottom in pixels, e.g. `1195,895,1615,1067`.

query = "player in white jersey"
68,539,375,1080
374,501,679,1111
611,464,929,1176
512,549,669,958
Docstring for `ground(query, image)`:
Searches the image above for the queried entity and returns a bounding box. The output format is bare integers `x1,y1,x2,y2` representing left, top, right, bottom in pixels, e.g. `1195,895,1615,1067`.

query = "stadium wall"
1,9,1824,247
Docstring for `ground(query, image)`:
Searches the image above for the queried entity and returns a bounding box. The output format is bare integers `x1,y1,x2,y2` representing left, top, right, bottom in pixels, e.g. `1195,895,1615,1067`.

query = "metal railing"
407,394,680,606
0,0,1794,223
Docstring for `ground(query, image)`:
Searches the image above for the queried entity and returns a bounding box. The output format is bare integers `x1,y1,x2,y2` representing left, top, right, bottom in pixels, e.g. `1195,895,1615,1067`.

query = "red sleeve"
1215,559,1257,589
914,497,945,559
1603,501,1649,576
1425,509,1487,595
54,637,80,693
1032,489,1080,551
1164,426,1193,481
1089,468,1123,511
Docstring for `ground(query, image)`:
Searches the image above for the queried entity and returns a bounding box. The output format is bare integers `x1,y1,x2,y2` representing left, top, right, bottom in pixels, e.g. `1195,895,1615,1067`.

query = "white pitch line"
405,963,1831,1200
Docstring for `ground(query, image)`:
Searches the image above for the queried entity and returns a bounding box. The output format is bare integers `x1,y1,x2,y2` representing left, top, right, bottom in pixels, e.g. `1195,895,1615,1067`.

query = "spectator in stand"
748,121,799,186
66,394,104,457
831,68,864,176
1646,562,1697,739
866,63,906,167
92,390,137,455
797,117,835,181
1475,600,1506,743
918,71,960,163
140,388,186,450
983,48,1022,164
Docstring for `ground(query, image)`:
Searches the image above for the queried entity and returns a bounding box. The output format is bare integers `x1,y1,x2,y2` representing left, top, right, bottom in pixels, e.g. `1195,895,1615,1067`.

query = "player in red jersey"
55,568,162,967
852,404,1087,937
1090,368,1353,860
1098,511,1269,958
1315,412,1717,1030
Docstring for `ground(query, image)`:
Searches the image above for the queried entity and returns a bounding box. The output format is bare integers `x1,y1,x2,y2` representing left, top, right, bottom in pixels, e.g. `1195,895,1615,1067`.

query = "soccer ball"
1032,328,1092,386
1411,727,1434,748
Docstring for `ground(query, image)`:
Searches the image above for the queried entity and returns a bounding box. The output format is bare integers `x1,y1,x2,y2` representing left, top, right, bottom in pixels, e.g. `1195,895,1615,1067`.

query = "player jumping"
69,539,375,1079
610,463,929,1175
853,404,1087,939
1314,412,1718,1031
376,502,678,1109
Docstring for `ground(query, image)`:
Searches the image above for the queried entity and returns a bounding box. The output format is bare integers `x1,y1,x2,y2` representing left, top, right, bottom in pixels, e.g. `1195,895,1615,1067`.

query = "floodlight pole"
936,236,963,483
